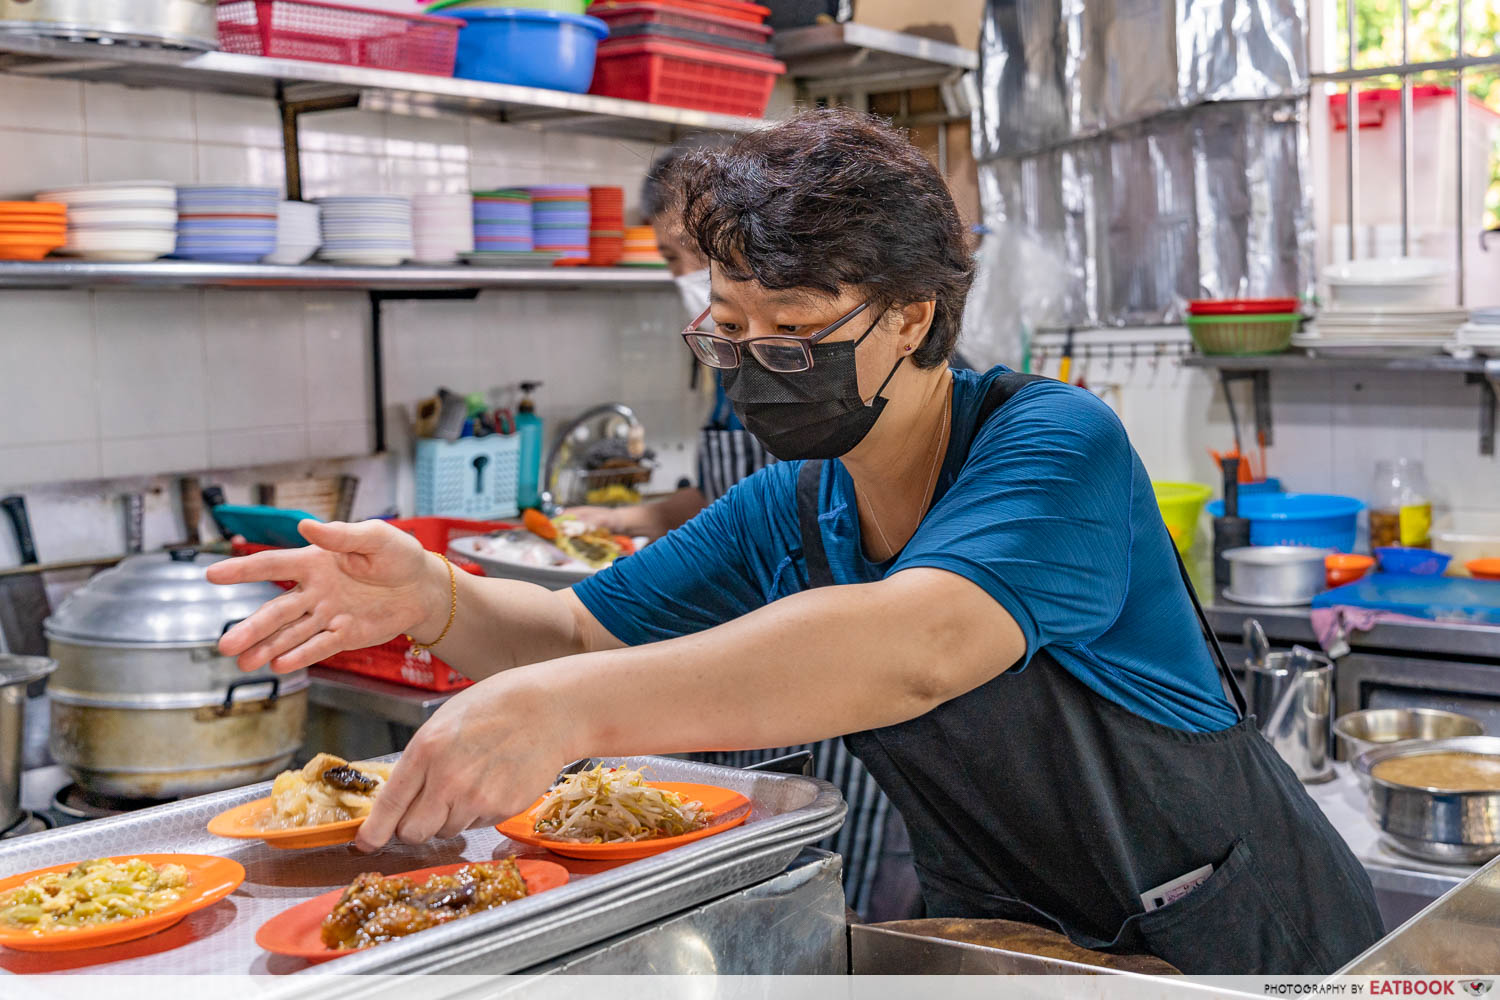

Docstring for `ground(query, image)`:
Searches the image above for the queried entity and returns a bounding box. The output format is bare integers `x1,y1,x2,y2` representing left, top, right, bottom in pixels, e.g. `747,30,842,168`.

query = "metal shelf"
0,33,766,143
1184,350,1500,456
774,22,977,118
0,260,674,291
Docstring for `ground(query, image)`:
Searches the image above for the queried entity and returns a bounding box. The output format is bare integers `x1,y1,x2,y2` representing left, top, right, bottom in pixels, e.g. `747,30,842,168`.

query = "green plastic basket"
1185,312,1300,356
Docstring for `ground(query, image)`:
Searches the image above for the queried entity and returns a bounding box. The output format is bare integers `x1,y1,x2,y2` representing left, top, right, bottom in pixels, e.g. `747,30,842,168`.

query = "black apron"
794,372,1384,974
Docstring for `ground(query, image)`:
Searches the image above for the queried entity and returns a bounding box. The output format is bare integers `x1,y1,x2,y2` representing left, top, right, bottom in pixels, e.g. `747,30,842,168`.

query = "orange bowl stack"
0,201,67,260
618,224,667,267
588,185,624,265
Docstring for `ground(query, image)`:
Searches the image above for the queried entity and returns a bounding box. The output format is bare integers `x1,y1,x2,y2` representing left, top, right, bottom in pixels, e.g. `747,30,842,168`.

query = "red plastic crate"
217,0,459,76
588,1,772,45
589,37,785,117
232,516,515,692
593,0,769,24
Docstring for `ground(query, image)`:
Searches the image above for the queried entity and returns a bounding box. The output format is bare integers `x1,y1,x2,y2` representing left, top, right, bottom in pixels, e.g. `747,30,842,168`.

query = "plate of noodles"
207,753,392,849
254,857,569,961
0,854,244,952
495,765,751,860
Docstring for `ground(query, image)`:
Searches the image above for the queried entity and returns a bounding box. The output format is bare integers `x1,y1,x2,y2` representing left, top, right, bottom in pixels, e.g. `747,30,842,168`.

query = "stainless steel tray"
0,756,845,979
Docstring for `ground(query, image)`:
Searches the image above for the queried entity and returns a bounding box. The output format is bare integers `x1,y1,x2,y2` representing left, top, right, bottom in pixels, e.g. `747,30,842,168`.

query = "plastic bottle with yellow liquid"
1369,457,1432,549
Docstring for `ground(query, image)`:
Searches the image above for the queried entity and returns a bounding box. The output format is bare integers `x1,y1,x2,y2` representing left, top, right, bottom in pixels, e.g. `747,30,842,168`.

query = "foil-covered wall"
967,0,1313,352
976,99,1313,332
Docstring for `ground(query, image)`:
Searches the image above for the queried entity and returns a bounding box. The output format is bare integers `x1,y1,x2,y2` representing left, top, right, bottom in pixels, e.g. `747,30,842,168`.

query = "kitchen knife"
179,476,203,546
202,484,229,540
0,495,52,698
123,492,144,555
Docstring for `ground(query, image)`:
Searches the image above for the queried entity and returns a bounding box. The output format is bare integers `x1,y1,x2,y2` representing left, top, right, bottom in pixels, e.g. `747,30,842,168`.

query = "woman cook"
211,109,1382,973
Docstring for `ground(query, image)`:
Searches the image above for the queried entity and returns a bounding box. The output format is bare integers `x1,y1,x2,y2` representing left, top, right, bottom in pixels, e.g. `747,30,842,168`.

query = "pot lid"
44,548,282,645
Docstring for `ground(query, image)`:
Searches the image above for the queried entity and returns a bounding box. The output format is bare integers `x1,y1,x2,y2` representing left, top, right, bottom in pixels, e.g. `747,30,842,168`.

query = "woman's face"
707,264,915,404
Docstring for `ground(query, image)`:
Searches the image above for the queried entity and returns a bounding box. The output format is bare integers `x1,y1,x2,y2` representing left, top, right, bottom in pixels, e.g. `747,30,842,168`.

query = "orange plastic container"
232,516,516,691
1467,558,1500,581
1325,553,1375,588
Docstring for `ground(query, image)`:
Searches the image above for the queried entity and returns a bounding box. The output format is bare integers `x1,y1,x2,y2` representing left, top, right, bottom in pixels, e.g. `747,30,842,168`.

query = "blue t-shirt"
576,366,1237,733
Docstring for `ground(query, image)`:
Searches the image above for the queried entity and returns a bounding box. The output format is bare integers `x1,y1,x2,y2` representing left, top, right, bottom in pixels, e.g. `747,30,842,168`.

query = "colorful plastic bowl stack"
0,201,67,260
1184,298,1302,356
588,185,624,266
38,181,177,262
174,185,280,263
264,200,321,265
315,195,413,267
529,185,590,263
469,188,532,253
411,193,475,264
619,224,667,267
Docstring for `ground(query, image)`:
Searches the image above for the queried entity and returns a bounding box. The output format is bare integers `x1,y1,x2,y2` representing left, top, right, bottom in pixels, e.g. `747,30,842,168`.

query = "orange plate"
0,201,64,213
0,854,244,953
207,798,366,850
496,781,751,860
1468,558,1500,581
255,858,568,962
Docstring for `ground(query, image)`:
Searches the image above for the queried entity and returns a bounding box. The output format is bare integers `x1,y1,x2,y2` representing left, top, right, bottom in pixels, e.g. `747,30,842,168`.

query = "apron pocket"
1134,839,1323,975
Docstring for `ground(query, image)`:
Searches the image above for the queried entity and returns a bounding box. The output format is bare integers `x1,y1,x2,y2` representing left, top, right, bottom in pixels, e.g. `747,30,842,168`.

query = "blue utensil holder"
415,435,522,520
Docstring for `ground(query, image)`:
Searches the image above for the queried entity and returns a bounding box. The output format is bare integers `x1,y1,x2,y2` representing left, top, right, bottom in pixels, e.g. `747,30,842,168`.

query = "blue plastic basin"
438,9,608,92
1374,547,1453,576
1206,493,1364,552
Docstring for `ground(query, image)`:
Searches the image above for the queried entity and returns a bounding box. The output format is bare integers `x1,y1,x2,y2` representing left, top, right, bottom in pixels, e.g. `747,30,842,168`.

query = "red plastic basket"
589,37,784,117
595,0,768,23
217,0,459,75
231,516,514,692
587,1,772,44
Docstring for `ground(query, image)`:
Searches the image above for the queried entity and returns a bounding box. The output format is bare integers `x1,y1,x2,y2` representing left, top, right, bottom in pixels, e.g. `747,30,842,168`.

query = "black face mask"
721,319,905,461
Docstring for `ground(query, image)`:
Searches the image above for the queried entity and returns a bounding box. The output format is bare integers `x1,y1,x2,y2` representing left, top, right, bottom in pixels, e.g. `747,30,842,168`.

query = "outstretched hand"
207,519,446,674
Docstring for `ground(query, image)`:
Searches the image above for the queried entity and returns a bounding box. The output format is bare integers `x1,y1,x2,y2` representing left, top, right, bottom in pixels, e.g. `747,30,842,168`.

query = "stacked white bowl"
1300,257,1466,357
315,196,413,266
175,185,280,263
264,201,321,265
37,181,177,262
411,193,474,265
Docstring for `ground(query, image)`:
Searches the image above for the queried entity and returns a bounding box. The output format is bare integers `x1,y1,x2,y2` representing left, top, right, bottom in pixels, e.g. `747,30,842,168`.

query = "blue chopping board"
1312,573,1500,625
212,504,321,548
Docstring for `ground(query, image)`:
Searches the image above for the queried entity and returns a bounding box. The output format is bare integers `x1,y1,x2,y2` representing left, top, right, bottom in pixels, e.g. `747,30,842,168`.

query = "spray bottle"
516,381,544,510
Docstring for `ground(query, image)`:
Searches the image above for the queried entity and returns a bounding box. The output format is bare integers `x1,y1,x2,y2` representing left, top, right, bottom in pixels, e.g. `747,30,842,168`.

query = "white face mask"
673,267,712,323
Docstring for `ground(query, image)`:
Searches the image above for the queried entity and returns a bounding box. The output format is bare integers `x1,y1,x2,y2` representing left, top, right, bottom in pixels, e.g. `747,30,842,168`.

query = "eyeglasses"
680,300,872,373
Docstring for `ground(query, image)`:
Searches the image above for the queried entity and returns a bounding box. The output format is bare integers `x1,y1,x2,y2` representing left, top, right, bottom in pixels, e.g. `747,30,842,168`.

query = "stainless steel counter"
1204,596,1500,661
306,667,452,728
1338,851,1500,974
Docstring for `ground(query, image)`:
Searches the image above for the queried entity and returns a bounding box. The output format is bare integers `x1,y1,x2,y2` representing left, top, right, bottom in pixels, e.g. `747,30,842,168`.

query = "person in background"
567,142,920,922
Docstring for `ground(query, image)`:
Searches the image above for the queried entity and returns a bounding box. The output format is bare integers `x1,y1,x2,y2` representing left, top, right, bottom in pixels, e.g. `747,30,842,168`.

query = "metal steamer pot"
0,0,219,50
44,548,305,800
0,656,56,831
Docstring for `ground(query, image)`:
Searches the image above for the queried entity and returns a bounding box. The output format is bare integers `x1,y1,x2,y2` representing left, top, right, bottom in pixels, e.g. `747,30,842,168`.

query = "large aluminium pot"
0,0,219,50
0,656,56,831
1354,736,1500,864
44,548,306,800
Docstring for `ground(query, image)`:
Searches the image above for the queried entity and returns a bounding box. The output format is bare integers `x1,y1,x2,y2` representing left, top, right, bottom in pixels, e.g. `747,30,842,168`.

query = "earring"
905,345,913,352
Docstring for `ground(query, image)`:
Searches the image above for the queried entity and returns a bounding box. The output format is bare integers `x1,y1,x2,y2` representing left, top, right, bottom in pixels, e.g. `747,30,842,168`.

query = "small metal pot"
1355,736,1500,864
1223,546,1332,606
1335,708,1485,762
0,655,56,831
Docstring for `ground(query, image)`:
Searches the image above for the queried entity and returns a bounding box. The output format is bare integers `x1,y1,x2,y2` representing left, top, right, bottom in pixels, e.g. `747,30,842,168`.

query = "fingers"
299,518,396,553
267,627,349,675
220,590,310,659
356,754,425,852
397,782,455,844
205,549,310,586
435,808,479,841
235,612,321,672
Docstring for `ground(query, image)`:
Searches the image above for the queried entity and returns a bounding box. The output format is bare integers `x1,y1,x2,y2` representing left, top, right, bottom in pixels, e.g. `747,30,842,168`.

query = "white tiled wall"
1026,328,1500,537
0,73,705,570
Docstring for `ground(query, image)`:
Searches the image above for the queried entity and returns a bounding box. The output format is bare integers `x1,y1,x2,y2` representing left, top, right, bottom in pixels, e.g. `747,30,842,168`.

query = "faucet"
539,402,642,513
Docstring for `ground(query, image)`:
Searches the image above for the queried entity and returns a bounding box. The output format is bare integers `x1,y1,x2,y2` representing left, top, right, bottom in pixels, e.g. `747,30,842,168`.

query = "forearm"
513,568,1024,760
409,555,614,680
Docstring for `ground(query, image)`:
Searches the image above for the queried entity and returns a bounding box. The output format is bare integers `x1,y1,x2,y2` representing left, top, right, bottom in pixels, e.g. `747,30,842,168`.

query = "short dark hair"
640,134,729,223
678,108,973,368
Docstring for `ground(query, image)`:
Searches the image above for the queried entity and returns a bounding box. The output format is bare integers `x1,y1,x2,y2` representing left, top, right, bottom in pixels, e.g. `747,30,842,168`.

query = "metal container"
1242,628,1335,783
0,655,55,832
1223,545,1332,606
1355,736,1500,864
1335,708,1485,762
0,0,218,49
44,548,306,799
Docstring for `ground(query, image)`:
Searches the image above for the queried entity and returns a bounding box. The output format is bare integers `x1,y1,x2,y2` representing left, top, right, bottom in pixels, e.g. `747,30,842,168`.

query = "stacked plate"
1453,309,1500,357
316,196,413,266
411,193,474,264
588,185,624,266
619,224,667,267
175,186,279,263
264,201,321,265
1297,305,1469,357
529,185,589,262
0,201,66,260
470,188,533,253
37,181,177,262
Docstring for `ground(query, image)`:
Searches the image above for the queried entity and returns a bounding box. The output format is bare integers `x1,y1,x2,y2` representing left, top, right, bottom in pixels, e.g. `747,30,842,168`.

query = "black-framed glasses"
680,300,872,373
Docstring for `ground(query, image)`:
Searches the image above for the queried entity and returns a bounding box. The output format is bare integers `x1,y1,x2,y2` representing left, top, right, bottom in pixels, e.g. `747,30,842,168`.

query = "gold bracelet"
406,552,456,652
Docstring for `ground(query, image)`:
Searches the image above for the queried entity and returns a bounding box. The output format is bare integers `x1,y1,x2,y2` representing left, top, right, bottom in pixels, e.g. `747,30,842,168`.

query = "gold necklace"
863,384,951,559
